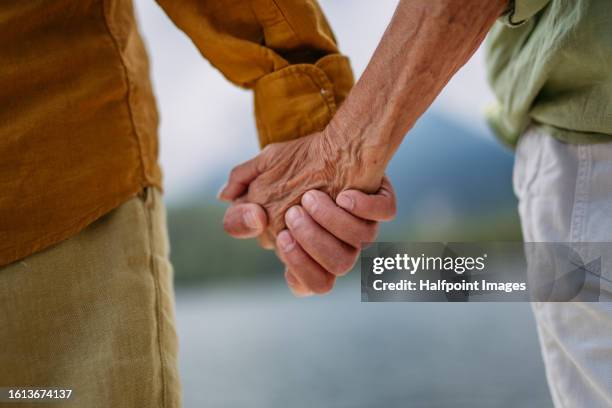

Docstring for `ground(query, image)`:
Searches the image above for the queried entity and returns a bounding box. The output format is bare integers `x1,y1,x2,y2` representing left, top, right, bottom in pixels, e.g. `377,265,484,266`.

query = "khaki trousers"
0,188,181,407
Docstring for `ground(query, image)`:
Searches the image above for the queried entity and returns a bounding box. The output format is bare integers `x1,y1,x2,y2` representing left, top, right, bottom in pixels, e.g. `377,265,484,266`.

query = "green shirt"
485,0,612,146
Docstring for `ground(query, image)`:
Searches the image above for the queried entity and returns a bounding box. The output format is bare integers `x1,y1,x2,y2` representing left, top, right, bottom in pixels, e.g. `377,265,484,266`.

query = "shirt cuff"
253,54,354,147
499,0,551,27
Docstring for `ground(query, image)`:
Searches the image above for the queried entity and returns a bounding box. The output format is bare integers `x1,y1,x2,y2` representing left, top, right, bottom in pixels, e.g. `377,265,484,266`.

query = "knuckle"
332,251,358,276
330,262,347,277
261,144,280,163
363,222,379,243
228,167,240,182
261,143,277,155
311,276,335,294
388,201,397,219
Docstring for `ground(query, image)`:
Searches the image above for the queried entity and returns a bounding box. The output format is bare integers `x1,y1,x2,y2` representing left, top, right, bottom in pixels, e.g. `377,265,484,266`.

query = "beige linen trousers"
0,188,181,407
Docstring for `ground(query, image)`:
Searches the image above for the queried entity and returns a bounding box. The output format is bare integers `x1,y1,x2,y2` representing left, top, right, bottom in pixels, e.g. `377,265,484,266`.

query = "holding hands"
218,128,396,296
216,0,506,296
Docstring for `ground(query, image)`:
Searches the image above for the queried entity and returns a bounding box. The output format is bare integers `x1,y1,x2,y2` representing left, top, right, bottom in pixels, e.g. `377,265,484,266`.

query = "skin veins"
331,0,509,173
225,0,509,242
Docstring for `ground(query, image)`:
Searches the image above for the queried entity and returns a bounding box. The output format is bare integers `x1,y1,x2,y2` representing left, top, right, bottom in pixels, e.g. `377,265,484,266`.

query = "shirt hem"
0,180,163,268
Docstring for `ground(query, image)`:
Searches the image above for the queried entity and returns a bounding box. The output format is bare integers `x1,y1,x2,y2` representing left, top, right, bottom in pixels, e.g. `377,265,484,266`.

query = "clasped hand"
218,128,396,296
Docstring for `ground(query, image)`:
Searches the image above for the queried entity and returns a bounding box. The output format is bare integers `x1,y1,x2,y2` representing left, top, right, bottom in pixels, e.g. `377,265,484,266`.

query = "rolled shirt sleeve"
155,0,354,146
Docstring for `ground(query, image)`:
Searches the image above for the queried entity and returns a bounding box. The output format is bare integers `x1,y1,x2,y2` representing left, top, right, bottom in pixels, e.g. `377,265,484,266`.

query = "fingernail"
336,193,354,210
243,210,260,229
277,230,295,252
285,206,303,227
302,191,316,210
216,183,227,200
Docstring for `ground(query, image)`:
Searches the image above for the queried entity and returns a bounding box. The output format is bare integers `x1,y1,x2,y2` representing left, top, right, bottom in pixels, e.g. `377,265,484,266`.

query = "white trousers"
514,128,612,407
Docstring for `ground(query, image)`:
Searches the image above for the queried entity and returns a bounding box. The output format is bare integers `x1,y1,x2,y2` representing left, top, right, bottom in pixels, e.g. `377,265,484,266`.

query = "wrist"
322,120,386,195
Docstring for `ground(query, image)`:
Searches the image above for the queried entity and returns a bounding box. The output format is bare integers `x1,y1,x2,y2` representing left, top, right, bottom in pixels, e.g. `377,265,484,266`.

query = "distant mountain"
386,112,516,222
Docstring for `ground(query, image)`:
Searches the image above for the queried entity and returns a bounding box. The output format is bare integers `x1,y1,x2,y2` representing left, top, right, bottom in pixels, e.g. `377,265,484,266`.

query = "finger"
336,175,397,221
284,269,314,297
218,157,262,202
301,190,378,249
276,230,335,294
222,203,267,238
285,206,358,276
231,195,275,249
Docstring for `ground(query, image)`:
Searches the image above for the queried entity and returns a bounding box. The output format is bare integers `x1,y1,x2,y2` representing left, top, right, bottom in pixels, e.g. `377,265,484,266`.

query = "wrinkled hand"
222,177,396,296
218,129,385,243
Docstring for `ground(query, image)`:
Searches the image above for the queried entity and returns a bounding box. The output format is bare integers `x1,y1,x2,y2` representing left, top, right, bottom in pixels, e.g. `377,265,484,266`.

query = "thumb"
336,175,397,221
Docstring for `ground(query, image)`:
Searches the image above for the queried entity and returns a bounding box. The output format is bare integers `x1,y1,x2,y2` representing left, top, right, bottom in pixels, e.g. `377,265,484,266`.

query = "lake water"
176,279,553,408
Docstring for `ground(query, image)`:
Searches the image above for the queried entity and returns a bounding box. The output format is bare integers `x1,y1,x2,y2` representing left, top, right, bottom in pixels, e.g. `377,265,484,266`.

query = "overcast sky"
134,0,496,202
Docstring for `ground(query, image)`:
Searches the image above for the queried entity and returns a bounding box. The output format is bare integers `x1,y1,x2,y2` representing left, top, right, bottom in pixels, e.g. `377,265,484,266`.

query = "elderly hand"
221,176,396,296
218,128,386,242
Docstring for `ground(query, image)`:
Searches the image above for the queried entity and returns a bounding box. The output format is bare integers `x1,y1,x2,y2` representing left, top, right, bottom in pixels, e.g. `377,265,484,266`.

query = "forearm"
329,0,507,179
